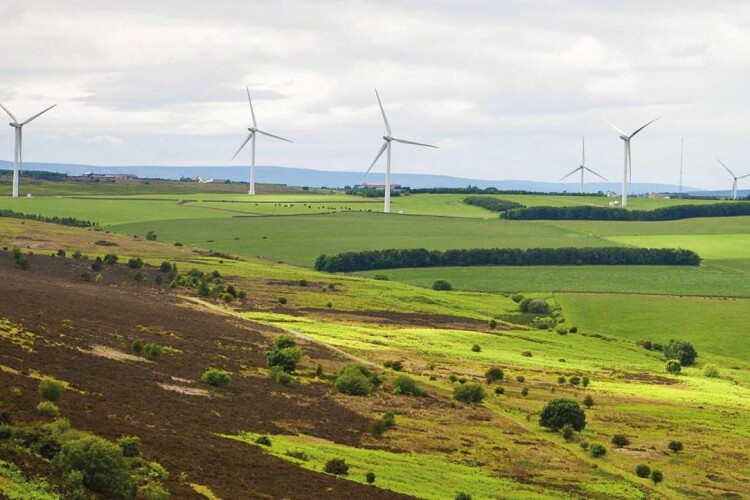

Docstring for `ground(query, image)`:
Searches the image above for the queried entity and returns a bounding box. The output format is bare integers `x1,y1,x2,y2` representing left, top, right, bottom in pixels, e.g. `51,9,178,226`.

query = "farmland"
2,181,750,499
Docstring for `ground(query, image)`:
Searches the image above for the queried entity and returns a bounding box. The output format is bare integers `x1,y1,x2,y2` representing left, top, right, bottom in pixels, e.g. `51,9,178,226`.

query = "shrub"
131,339,143,354
432,279,452,291
453,383,486,404
581,376,590,387
335,364,380,396
255,435,271,446
39,379,65,402
561,424,575,441
485,367,504,383
126,257,143,269
557,375,566,384
274,335,297,349
668,440,683,453
72,250,82,259
611,434,630,447
369,418,388,437
521,350,532,357
117,436,141,458
145,231,157,241
569,326,578,333
494,386,505,395
556,326,568,335
267,347,301,372
57,436,136,499
138,485,169,500
382,412,396,428
539,398,586,431
589,443,607,457
298,279,308,287
488,319,497,330
103,253,118,265
521,387,529,397
520,299,551,314
270,366,292,385
57,249,66,257
665,359,681,375
663,339,697,366
455,493,472,500
583,395,594,408
393,374,428,397
159,261,172,272
511,293,524,303
36,401,60,417
651,469,663,484
383,360,403,371
365,471,376,484
96,273,104,283
315,363,324,377
373,274,389,281
569,376,581,386
278,297,287,305
471,344,481,353
91,257,103,272
704,364,720,378
635,464,651,478
324,458,349,475
143,342,164,361
516,375,525,383
201,369,232,388
448,374,458,383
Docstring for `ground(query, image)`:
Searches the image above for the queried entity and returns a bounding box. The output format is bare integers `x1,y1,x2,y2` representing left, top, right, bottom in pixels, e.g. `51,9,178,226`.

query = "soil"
0,251,409,499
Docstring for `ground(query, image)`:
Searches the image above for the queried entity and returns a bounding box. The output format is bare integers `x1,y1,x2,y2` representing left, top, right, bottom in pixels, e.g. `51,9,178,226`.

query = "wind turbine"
605,117,660,207
0,103,57,198
231,87,292,195
365,89,437,213
717,159,750,200
559,136,608,193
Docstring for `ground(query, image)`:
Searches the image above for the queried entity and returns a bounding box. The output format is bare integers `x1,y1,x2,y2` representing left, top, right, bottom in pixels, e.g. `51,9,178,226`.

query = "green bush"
393,374,428,397
91,257,103,272
703,364,720,378
278,296,287,304
663,339,697,366
494,387,505,395
581,376,590,387
117,436,141,458
103,254,119,265
143,343,164,361
324,458,349,475
521,387,529,397
561,424,575,442
298,279,308,287
365,471,376,484
159,261,172,273
665,359,681,375
453,383,486,404
589,443,607,457
651,469,663,484
557,375,566,384
255,436,271,446
138,484,169,500
274,335,297,349
39,378,65,402
266,347,302,372
488,319,497,330
455,493,472,500
569,376,581,386
668,440,683,453
448,374,458,383
539,398,586,431
145,231,157,241
36,401,60,417
515,375,525,382
511,294,524,303
131,339,143,354
383,360,403,371
611,434,630,447
373,274,389,281
432,279,452,291
485,367,504,383
269,366,292,385
201,369,232,388
315,363,324,377
583,395,594,408
126,257,143,269
471,344,481,352
635,464,651,478
569,326,578,333
57,436,136,499
519,298,551,314
335,364,380,396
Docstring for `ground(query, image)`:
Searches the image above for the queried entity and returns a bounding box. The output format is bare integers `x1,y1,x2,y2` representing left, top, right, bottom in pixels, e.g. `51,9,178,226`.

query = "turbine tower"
231,87,292,195
605,117,660,207
365,89,437,213
0,103,57,198
717,159,750,200
559,136,608,193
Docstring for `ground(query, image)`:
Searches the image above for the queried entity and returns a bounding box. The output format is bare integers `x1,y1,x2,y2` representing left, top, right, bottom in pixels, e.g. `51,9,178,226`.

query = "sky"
2,0,750,189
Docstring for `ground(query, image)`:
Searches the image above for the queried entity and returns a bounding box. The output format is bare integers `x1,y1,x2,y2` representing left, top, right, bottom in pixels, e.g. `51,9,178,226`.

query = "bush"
556,326,568,335
315,363,324,377
569,326,578,333
138,484,169,500
521,351,532,357
668,440,683,453
704,364,720,378
521,387,529,397
91,257,103,272
39,379,65,402
448,374,458,383
117,436,141,458
651,469,663,484
278,297,287,304
557,375,566,384
369,418,388,437
569,376,581,386
324,458,349,475
471,344,481,353
453,383,486,404
581,376,590,387
131,339,143,354
485,367,504,383
274,335,297,349
36,401,60,417
519,299,551,314
589,443,607,457
561,424,575,442
382,412,396,428
143,342,164,361
383,360,403,371
611,434,630,447
494,386,505,395
57,436,136,499
635,464,651,478
663,339,697,366
583,395,594,408
126,257,143,269
255,435,271,446
72,250,82,259
373,274,389,281
159,261,172,272
335,364,380,396
145,231,157,241
266,347,302,372
393,374,428,397
270,366,292,385
539,398,586,432
298,279,307,287
516,375,525,383
365,471,376,484
103,254,118,265
432,279,452,291
665,359,681,375
201,369,232,388
455,493,472,500
488,319,497,330
511,293,524,303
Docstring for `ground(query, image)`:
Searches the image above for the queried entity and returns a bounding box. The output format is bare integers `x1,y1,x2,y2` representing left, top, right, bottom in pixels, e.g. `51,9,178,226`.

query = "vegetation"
484,366,504,383
201,369,232,388
453,383,486,404
0,208,95,227
502,202,750,221
323,458,349,476
57,435,137,499
663,339,698,366
335,364,381,396
539,398,586,431
431,279,452,291
392,374,428,397
665,359,682,374
635,464,651,478
463,196,524,213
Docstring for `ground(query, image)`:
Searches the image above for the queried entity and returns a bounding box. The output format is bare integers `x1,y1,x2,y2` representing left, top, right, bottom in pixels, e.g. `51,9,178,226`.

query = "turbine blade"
629,117,660,138
583,166,608,181
717,159,736,178
246,87,257,128
581,135,585,166
738,173,750,179
374,89,391,136
392,137,438,148
256,129,293,143
22,104,56,125
365,142,388,176
604,117,626,136
0,103,18,123
231,132,254,160
560,166,581,181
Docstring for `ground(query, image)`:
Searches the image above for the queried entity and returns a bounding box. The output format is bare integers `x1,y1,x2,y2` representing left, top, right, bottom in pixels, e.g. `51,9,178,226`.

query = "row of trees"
0,169,68,181
463,196,524,212
409,186,600,196
0,208,95,227
314,246,701,272
502,202,750,221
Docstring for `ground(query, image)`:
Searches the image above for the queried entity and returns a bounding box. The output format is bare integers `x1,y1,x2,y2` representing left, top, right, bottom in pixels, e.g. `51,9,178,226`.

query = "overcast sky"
2,1,750,189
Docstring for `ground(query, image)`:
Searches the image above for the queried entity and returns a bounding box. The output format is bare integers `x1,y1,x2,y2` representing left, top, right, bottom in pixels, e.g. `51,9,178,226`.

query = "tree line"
463,196,524,212
0,208,95,228
501,202,750,221
409,187,601,196
314,246,701,272
0,169,68,181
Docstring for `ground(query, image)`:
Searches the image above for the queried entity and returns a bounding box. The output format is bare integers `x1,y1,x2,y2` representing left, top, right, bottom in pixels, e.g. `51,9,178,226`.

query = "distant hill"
0,159,701,194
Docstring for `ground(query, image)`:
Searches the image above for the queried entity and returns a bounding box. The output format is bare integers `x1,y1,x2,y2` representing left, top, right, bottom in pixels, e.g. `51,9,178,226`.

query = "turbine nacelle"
383,135,392,142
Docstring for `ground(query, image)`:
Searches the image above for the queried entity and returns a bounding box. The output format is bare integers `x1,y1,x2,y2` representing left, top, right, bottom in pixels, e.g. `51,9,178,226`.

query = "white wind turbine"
0,103,57,198
231,87,292,195
559,136,608,193
717,159,750,200
365,89,437,213
605,117,660,207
